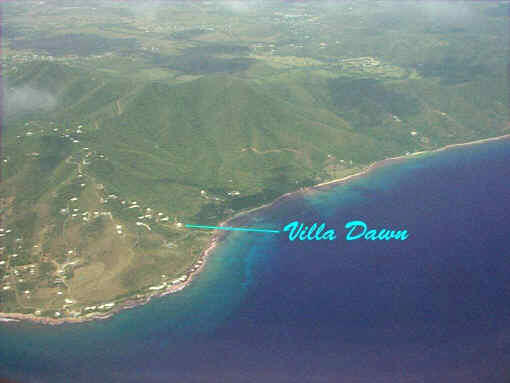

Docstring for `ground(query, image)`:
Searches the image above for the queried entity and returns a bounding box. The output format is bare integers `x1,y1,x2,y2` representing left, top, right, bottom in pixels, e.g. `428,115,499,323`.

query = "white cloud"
5,85,57,116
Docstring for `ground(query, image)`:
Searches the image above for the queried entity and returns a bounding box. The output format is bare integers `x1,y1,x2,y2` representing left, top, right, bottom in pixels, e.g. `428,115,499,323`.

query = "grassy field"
0,0,508,319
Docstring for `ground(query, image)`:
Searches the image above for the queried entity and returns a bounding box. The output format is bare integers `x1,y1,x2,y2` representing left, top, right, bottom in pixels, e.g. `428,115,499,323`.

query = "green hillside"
1,0,508,321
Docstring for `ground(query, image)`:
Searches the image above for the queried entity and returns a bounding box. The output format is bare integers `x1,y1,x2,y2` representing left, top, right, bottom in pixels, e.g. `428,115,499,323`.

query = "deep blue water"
1,139,510,383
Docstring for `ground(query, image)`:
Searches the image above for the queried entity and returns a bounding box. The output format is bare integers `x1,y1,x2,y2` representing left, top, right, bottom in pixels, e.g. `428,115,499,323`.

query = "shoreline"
2,132,510,326
0,236,221,326
314,133,510,189
0,234,219,326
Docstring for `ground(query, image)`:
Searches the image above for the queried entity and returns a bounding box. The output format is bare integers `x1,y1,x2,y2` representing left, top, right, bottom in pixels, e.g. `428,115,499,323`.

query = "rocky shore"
2,133,510,326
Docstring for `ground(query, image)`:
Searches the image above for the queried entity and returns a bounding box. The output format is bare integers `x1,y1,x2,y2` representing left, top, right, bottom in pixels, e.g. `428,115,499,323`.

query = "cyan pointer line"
185,224,280,234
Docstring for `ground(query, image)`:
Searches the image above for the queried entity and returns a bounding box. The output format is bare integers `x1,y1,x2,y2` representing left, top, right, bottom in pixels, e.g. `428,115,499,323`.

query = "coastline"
2,132,510,326
0,236,221,326
314,133,510,188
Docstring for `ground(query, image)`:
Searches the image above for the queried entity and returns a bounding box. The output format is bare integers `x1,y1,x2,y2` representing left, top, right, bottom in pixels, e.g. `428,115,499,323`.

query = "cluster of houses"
0,231,32,293
17,122,196,243
148,273,188,291
83,302,115,312
132,206,173,231
338,56,381,69
2,121,212,319
201,189,239,200
145,259,205,293
65,178,178,236
16,122,83,148
0,255,39,295
5,51,116,76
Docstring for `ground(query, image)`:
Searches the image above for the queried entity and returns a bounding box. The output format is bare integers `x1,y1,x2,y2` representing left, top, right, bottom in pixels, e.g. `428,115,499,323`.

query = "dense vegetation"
10,33,139,56
0,0,508,320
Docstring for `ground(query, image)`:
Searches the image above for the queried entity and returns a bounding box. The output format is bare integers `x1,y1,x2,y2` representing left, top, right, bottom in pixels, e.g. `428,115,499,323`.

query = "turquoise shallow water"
1,139,510,382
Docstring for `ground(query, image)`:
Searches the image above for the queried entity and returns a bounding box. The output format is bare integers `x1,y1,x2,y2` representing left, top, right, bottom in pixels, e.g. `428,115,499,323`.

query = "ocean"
1,138,510,383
